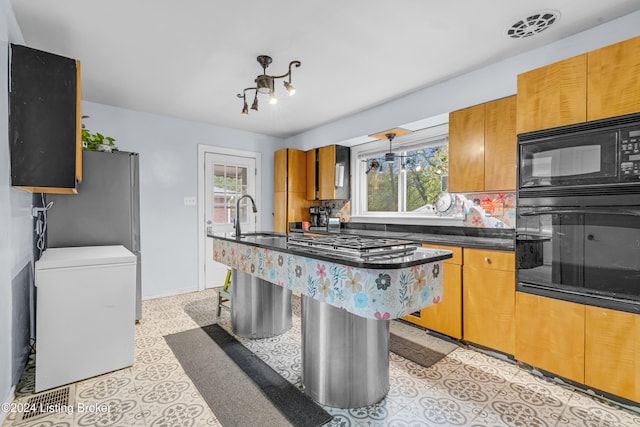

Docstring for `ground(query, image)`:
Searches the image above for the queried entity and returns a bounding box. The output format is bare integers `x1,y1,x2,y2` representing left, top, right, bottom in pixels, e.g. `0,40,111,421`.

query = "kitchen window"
351,124,449,219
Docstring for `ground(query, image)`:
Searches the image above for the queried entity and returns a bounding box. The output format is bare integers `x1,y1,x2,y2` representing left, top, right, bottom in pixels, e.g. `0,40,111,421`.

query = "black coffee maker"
309,206,329,230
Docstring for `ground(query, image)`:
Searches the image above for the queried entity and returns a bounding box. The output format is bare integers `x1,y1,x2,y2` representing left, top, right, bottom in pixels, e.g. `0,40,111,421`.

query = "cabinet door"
288,191,310,225
588,36,640,122
273,191,287,233
274,149,287,193
516,54,587,134
287,149,307,193
463,249,515,355
306,149,317,200
585,306,639,402
9,44,81,193
318,145,336,200
515,293,585,383
448,104,485,193
484,96,516,191
403,244,463,338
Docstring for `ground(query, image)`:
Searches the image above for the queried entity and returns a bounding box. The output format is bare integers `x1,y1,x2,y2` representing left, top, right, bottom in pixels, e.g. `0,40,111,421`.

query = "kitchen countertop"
289,224,515,251
207,232,450,319
208,232,453,269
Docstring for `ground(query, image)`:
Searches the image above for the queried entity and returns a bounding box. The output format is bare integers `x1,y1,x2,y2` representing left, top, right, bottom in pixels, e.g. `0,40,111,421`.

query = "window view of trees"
367,161,398,212
406,145,448,211
366,144,448,213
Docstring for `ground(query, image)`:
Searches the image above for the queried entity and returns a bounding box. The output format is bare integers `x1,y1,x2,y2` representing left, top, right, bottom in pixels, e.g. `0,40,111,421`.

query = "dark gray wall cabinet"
9,44,81,193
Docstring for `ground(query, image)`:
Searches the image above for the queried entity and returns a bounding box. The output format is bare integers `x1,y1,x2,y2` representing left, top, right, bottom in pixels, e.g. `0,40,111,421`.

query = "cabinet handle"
484,257,491,264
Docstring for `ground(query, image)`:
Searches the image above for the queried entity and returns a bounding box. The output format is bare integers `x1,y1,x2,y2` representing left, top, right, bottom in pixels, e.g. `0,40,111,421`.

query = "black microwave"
518,113,640,206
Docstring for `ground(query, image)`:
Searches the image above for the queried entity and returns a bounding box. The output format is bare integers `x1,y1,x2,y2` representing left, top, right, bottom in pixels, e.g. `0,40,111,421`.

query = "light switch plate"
184,196,196,206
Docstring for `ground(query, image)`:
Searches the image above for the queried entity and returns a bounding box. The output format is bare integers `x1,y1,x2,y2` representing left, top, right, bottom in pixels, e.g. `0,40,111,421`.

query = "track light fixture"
237,55,301,114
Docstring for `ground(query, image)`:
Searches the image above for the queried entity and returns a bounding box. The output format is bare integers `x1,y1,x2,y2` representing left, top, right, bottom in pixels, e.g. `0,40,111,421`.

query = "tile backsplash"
320,191,516,229
457,192,516,228
321,199,351,222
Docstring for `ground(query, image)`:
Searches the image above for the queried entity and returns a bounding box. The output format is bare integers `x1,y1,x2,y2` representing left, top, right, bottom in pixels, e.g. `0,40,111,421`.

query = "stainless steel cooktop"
286,234,418,262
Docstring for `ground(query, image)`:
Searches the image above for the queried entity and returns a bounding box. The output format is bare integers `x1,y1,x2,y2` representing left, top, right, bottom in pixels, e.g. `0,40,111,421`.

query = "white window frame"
350,123,461,225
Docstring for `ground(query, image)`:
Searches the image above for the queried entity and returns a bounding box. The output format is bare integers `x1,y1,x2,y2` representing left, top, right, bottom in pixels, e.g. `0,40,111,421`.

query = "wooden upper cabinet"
287,149,307,193
273,148,308,233
517,36,640,133
588,35,640,121
318,145,337,200
448,103,485,193
484,96,517,191
274,149,287,192
274,148,306,193
306,149,316,200
9,44,82,194
516,54,587,134
585,306,639,402
310,145,350,200
449,96,516,193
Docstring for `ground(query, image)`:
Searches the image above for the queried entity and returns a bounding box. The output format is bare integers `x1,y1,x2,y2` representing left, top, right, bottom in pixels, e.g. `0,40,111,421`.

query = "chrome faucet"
235,194,258,240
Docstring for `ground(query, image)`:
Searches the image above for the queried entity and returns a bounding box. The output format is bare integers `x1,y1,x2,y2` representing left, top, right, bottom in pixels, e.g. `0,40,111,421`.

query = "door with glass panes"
204,152,257,288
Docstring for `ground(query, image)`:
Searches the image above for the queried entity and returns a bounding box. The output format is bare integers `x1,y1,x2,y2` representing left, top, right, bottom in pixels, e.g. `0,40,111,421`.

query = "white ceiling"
9,1,640,138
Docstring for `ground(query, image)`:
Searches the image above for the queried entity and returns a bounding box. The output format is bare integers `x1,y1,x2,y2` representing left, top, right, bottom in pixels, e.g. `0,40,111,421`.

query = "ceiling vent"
506,10,560,39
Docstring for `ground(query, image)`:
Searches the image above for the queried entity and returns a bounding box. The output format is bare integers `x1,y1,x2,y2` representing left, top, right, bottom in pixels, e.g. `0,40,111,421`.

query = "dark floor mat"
165,324,332,427
390,333,449,367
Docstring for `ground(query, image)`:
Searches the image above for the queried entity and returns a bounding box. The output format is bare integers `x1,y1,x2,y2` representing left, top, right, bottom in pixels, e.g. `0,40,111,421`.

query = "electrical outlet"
183,196,196,206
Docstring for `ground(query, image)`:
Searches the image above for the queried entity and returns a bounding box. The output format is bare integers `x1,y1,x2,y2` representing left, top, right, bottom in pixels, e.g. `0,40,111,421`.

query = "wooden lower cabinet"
463,249,515,355
585,306,640,402
399,241,639,404
515,293,585,383
402,245,462,339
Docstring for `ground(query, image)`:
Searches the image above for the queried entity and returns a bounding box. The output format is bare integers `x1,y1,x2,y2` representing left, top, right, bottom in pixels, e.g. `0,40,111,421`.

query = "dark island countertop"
208,232,452,319
207,232,453,269
290,223,515,251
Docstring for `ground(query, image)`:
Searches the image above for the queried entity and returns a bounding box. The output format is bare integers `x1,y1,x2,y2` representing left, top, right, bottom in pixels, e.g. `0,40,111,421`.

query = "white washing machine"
34,245,136,392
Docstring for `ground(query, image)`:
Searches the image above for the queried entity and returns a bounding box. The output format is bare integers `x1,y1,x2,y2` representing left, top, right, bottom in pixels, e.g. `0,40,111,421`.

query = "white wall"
80,102,283,298
1,0,31,413
286,10,640,150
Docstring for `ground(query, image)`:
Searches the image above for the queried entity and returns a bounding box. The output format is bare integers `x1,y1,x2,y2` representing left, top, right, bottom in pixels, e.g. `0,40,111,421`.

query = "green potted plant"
81,116,117,152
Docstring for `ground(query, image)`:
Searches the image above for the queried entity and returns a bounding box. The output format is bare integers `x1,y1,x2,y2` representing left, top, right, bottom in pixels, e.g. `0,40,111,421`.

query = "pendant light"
363,128,416,173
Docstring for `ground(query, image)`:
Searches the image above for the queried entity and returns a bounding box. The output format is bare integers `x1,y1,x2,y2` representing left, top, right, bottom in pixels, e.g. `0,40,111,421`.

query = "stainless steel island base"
301,295,390,408
231,269,292,338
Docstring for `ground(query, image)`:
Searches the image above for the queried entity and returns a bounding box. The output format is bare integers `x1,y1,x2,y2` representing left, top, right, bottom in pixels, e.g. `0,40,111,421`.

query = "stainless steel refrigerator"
46,150,142,320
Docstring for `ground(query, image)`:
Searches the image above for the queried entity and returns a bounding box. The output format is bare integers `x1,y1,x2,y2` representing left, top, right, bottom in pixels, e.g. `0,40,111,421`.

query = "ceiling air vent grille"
506,10,560,39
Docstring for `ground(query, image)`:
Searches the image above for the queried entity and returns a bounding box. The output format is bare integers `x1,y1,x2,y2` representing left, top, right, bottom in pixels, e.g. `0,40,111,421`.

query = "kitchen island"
208,232,452,408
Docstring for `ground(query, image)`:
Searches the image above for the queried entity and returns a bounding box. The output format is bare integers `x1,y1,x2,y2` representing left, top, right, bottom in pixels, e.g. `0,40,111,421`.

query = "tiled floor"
2,289,639,427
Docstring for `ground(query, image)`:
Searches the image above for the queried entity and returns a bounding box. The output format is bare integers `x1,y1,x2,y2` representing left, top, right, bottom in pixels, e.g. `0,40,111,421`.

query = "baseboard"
1,385,16,424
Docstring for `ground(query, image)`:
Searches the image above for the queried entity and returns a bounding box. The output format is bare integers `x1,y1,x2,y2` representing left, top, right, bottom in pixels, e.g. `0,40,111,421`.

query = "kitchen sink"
239,232,286,246
240,232,284,239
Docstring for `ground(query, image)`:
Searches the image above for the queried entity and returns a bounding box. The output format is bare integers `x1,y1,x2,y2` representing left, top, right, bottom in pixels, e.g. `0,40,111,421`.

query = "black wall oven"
517,113,640,314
